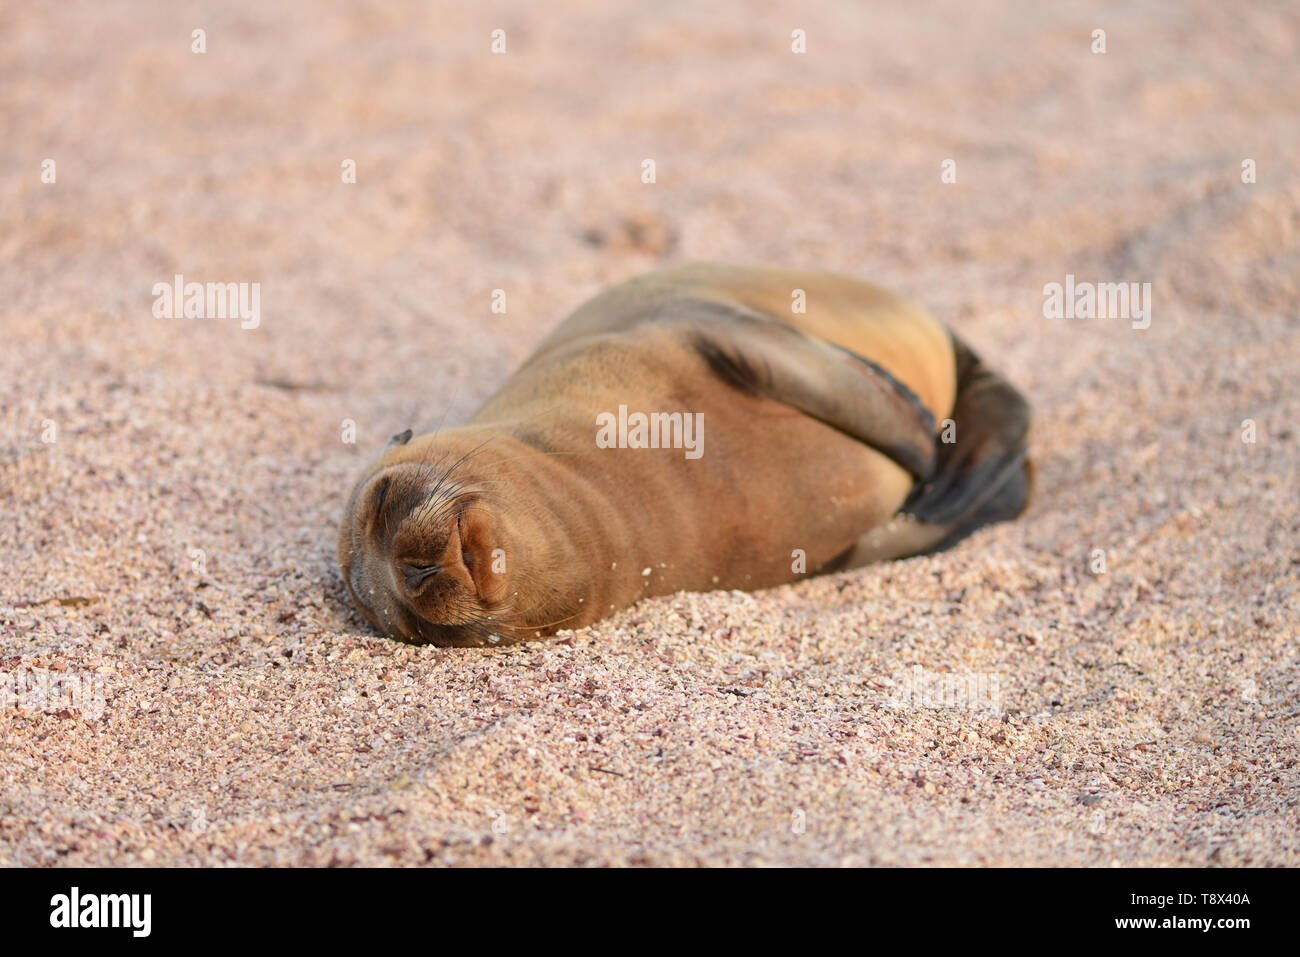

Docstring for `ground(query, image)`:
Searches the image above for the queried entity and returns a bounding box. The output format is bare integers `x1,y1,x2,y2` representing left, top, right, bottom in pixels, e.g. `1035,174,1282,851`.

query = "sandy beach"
1,0,1298,866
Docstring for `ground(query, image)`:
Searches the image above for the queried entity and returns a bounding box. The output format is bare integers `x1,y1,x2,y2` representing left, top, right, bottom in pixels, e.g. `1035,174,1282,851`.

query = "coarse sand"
1,1,1298,866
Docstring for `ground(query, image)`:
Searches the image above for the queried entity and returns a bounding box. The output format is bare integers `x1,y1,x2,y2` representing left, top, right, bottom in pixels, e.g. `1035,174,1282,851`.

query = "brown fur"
338,264,1030,645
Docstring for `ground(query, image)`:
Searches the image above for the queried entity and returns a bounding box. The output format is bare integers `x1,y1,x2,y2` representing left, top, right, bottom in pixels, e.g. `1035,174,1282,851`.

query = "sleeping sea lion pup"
339,263,1032,646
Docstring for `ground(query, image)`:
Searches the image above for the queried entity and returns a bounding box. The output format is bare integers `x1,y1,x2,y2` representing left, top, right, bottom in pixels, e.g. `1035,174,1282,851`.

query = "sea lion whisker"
411,448,450,495
511,607,585,634
406,441,494,520
439,438,498,481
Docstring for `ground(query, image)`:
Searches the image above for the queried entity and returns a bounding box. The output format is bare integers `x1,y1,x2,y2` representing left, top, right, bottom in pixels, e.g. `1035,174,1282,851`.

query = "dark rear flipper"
906,451,1033,556
842,334,1032,565
902,332,1032,550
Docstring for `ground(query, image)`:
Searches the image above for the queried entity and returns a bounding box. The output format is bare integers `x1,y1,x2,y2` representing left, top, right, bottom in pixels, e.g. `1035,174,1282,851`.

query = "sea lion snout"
393,507,478,602
340,459,510,645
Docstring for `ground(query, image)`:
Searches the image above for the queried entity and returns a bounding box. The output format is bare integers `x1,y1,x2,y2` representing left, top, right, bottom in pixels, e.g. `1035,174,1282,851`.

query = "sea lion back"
532,263,957,423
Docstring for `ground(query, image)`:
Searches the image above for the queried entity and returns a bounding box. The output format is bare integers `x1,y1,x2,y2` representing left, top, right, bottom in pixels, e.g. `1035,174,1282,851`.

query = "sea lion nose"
401,562,442,593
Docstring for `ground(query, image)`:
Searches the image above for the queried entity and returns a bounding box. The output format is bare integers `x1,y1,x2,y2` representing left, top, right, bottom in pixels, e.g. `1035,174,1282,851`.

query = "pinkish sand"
1,1,1297,866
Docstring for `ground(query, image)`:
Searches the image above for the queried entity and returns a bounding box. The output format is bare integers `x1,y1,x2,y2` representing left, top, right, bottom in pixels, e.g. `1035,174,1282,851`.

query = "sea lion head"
338,430,513,646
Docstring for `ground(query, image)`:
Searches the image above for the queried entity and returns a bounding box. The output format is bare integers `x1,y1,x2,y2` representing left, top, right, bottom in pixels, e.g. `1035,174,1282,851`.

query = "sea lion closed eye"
338,263,1032,646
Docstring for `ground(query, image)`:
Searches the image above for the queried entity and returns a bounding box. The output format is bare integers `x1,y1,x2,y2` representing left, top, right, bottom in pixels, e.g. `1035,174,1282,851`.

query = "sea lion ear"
387,428,413,449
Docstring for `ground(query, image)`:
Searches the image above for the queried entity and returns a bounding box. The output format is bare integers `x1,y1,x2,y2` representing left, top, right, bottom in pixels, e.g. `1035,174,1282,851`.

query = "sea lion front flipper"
680,301,938,480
